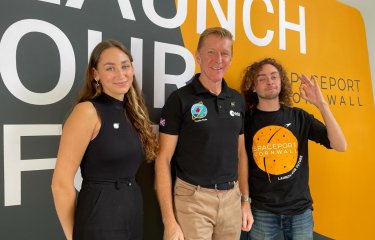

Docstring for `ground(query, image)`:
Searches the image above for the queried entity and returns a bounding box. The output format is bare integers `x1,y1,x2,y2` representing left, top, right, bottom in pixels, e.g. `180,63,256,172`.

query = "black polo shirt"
159,74,245,185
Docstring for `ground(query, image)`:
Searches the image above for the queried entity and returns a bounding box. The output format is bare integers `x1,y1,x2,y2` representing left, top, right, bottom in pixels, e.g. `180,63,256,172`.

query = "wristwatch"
241,195,251,203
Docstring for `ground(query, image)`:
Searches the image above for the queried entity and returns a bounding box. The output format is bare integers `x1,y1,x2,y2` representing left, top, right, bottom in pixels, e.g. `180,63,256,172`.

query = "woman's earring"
95,80,100,89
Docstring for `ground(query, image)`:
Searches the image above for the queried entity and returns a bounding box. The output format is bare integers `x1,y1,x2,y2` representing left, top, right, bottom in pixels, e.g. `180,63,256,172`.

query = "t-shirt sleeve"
307,113,332,149
158,91,182,135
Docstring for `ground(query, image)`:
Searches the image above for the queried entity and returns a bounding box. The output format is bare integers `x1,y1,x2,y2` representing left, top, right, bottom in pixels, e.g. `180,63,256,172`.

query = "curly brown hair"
241,58,293,110
76,39,158,161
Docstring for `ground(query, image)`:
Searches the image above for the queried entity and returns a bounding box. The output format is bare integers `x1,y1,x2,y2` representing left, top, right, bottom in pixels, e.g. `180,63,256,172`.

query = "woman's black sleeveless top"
80,93,144,179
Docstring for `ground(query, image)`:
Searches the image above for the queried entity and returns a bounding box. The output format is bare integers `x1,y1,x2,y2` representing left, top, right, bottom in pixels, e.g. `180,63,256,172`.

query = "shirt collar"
191,73,232,99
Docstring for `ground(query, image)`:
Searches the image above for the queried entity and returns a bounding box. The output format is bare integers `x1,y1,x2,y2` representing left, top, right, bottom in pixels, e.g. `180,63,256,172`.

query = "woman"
51,40,158,240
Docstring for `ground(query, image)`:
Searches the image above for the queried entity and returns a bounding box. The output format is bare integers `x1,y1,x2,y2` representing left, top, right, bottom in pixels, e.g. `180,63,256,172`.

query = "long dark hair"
77,39,158,161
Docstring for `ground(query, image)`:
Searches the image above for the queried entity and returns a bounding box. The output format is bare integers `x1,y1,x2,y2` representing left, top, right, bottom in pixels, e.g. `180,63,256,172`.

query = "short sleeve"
159,91,182,135
307,113,332,149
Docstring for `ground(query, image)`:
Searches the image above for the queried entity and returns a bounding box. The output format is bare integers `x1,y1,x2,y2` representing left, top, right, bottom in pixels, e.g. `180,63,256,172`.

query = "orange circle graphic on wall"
252,125,298,175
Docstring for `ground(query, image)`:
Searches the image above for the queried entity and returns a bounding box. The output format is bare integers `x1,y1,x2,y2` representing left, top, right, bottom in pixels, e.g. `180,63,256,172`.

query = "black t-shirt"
244,106,331,215
81,93,144,179
159,74,245,185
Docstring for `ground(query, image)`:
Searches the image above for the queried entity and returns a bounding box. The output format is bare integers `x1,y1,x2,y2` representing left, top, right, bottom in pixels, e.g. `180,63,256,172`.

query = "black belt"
200,181,236,190
83,177,135,189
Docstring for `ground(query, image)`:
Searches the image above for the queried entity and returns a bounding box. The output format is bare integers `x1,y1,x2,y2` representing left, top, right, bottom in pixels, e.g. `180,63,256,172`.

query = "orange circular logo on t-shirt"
252,125,298,175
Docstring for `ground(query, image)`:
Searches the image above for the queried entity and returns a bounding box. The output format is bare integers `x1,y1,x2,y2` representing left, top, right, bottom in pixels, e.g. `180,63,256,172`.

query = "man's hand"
163,220,185,240
299,74,326,107
241,201,254,231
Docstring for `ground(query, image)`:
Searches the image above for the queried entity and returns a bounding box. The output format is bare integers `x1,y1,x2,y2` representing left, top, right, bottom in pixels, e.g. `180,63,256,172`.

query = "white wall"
338,0,375,103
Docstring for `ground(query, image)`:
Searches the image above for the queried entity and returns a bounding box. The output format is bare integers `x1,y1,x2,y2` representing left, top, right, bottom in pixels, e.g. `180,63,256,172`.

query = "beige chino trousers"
173,178,242,240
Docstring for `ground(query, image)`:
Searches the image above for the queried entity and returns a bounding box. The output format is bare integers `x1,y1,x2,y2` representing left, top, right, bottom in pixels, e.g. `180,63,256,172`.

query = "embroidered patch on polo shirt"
229,110,241,117
191,101,207,122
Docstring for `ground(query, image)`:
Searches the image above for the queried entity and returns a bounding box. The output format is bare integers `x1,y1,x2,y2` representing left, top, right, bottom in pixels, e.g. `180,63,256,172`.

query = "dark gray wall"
0,0,185,239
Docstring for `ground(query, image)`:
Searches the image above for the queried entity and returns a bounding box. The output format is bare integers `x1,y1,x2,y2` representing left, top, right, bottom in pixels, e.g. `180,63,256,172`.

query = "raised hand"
299,74,326,107
299,74,347,151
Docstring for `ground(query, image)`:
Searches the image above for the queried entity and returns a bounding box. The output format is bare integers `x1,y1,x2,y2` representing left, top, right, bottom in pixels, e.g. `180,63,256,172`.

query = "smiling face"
195,34,232,84
93,47,134,101
254,63,282,101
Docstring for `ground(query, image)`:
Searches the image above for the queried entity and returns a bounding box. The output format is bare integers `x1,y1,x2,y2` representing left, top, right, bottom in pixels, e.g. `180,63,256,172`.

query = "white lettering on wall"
38,0,60,5
131,37,144,90
65,0,85,9
279,0,306,53
243,0,274,47
37,0,307,53
197,0,236,38
40,0,136,20
114,0,136,20
3,124,62,206
153,41,195,108
87,29,102,62
243,0,306,53
0,19,75,105
143,0,187,28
